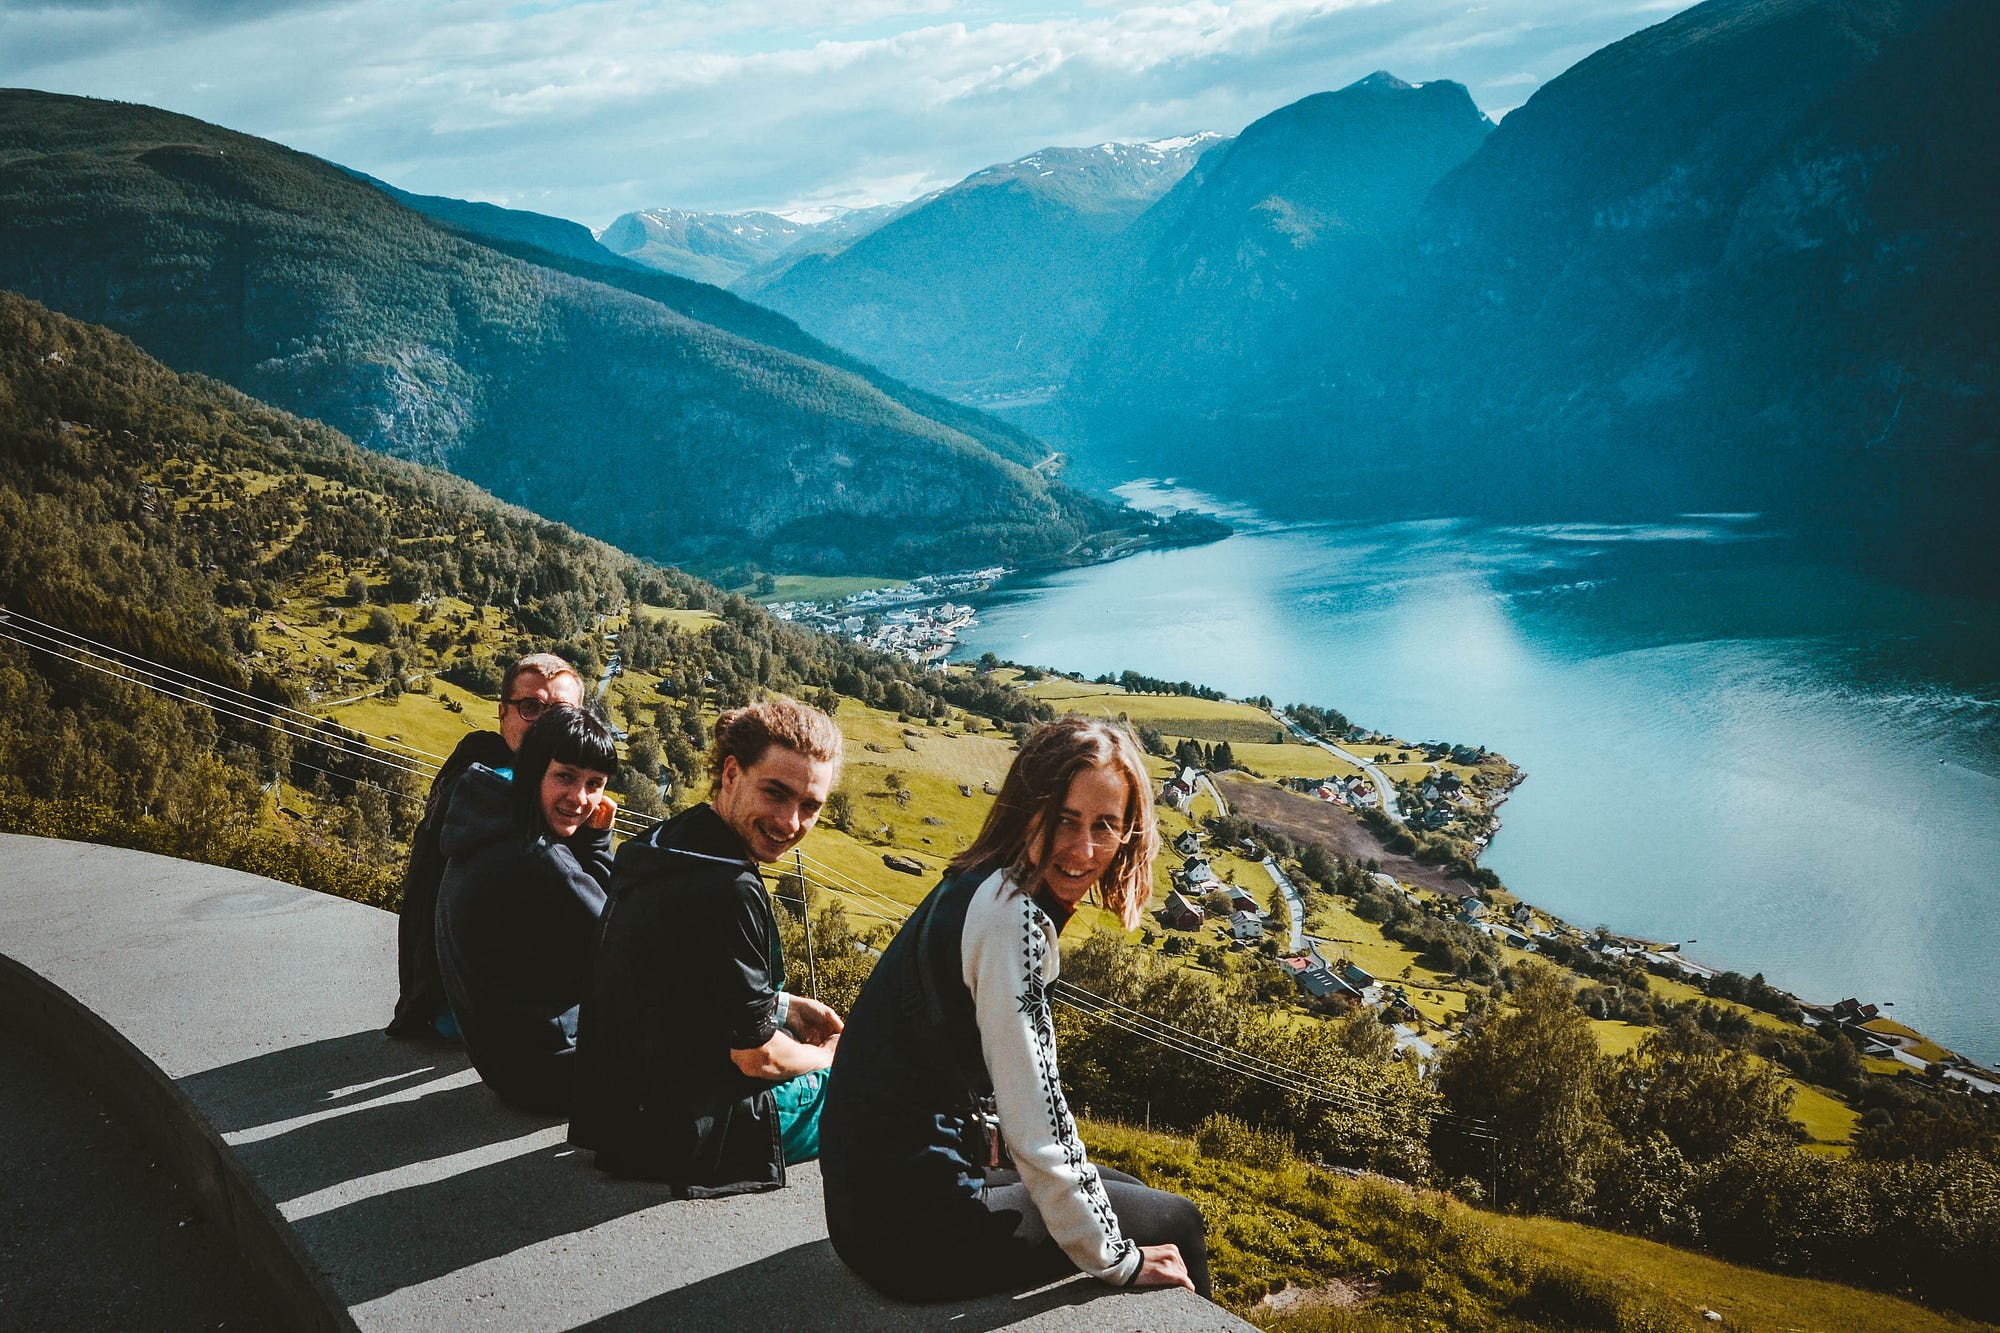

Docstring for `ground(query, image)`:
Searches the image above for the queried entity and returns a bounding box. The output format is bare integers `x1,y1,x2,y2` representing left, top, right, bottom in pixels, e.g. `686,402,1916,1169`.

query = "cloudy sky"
3,0,1689,227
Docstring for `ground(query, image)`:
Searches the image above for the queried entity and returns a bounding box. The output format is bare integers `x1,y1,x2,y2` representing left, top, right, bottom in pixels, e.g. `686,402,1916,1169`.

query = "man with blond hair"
572,695,845,1196
387,652,585,1040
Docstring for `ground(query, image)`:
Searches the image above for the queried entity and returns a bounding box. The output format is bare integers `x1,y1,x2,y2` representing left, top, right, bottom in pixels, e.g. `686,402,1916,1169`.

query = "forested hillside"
421,217,1054,472
0,290,1051,902
0,90,1114,575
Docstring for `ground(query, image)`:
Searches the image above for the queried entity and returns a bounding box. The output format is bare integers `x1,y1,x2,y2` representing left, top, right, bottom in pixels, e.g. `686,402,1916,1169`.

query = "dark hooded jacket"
570,803,788,1195
434,764,613,1114
388,729,512,1037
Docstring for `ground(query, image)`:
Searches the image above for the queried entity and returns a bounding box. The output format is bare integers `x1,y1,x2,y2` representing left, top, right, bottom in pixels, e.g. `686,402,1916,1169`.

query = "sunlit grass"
1863,1017,1953,1063
1646,974,1797,1035
1788,1078,1859,1147
753,574,905,603
1233,741,1364,781
1079,1120,1975,1333
320,680,493,763
633,603,720,632
1024,679,1297,743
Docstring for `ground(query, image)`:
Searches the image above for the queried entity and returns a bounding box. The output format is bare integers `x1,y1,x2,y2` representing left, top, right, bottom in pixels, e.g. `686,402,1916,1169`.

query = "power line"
791,847,924,921
0,607,446,766
0,629,426,815
6,605,1484,1135
0,621,435,780
1054,979,1490,1136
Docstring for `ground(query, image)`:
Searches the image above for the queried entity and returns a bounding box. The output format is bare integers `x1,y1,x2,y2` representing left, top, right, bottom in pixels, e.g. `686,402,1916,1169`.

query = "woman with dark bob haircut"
436,704,620,1113
819,716,1210,1301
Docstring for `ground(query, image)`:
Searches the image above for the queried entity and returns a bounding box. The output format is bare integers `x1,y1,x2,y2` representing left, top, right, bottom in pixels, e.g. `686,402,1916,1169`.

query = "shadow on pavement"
290,1142,672,1304
568,1239,1115,1332
177,1028,471,1134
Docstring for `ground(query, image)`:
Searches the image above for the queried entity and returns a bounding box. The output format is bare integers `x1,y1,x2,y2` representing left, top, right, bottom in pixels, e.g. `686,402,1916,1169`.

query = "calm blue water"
957,484,2000,1065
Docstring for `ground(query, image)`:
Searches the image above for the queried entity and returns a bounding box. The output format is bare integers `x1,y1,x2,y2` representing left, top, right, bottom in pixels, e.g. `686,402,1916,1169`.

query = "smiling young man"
571,695,846,1195
388,652,585,1040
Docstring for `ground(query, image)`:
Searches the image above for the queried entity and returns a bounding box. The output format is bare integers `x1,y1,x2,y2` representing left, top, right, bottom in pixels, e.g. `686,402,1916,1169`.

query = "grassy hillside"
0,289,1057,905
4,288,1992,1327
1080,1118,1991,1331
0,89,1114,575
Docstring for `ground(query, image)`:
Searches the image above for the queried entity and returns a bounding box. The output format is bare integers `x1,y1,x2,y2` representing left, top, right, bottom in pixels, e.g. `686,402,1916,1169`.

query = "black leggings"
979,1165,1212,1299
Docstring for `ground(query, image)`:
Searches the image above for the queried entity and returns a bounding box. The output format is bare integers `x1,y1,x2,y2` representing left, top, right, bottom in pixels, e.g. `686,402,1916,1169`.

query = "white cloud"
0,0,1685,226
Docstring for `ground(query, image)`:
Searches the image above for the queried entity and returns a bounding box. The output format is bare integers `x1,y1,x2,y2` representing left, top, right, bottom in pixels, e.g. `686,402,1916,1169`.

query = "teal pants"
772,1069,829,1165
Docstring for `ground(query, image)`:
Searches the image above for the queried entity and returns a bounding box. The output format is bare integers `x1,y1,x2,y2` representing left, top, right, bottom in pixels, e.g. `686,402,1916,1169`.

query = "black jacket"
388,729,512,1037
434,765,613,1114
570,803,788,1195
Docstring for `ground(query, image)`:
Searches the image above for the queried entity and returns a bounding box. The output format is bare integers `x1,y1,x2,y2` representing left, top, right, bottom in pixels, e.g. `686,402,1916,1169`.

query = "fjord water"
956,486,2000,1064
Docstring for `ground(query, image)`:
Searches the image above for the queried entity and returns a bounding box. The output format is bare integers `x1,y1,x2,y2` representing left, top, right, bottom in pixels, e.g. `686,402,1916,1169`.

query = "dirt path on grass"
1217,775,1475,900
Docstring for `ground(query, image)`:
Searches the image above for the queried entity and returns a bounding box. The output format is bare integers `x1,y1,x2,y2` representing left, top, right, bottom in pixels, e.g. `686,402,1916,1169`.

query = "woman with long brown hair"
819,716,1210,1301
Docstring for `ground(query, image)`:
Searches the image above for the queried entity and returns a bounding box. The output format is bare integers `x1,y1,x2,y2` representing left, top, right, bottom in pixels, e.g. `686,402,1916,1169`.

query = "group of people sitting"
386,651,1211,1303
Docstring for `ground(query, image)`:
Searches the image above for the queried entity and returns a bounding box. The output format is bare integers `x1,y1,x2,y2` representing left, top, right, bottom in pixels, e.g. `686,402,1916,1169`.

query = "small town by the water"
769,566,1009,663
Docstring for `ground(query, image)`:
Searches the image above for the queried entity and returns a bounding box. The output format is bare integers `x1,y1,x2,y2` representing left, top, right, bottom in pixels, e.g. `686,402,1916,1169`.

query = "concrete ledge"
0,953,357,1332
0,834,1248,1332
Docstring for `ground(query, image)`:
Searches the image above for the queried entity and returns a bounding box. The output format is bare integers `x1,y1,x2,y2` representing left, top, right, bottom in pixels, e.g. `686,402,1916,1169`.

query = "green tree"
1434,961,1611,1214
1602,1015,1795,1162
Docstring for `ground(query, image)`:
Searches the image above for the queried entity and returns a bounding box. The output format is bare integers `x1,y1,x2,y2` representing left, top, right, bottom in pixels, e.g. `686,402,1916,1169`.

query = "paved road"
1271,711,1404,822
1197,772,1230,816
1261,857,1305,951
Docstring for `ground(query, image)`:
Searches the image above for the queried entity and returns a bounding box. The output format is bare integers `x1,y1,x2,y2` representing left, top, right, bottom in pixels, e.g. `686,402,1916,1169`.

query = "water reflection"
959,507,2000,1063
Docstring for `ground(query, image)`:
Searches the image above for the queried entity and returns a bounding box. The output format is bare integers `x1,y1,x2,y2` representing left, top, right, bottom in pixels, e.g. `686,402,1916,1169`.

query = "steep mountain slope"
1066,0,1996,588
0,90,1114,574
404,219,1051,471
346,170,635,270
739,136,1225,404
1076,75,1490,416
1388,0,1999,528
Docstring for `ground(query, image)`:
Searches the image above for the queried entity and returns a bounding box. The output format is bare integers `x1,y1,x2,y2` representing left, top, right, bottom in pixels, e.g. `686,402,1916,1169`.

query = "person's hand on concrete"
1132,1244,1194,1292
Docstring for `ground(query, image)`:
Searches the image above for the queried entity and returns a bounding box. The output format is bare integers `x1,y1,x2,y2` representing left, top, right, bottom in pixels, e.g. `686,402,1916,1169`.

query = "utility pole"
795,849,818,1000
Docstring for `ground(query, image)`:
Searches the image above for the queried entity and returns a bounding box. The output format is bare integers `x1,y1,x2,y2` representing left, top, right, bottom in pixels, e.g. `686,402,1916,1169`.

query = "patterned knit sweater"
960,869,1140,1284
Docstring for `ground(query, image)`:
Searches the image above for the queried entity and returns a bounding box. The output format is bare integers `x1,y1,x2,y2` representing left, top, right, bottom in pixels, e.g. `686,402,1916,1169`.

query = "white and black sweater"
960,869,1141,1285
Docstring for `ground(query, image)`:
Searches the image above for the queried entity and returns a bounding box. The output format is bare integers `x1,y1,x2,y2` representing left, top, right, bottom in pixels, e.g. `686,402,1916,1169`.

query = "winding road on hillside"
1271,710,1404,822
1261,857,1305,952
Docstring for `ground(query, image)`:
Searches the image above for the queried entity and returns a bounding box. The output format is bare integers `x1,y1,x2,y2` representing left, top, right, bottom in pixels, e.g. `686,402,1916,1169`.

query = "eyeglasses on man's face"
505,696,552,721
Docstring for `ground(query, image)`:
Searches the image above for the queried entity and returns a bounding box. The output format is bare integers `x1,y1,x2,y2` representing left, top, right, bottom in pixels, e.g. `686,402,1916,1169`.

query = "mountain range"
0,90,1120,577
596,204,907,289
5,0,1991,591
1072,72,1492,425
712,135,1227,405
1075,0,1993,588
585,0,1988,586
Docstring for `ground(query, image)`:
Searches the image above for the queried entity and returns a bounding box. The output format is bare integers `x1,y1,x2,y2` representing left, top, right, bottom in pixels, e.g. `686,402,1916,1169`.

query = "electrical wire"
0,621,439,789
0,607,446,765
5,604,1489,1135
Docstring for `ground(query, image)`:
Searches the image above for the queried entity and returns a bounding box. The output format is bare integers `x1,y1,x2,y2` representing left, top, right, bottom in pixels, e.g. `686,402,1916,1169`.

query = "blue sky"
2,0,1691,227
